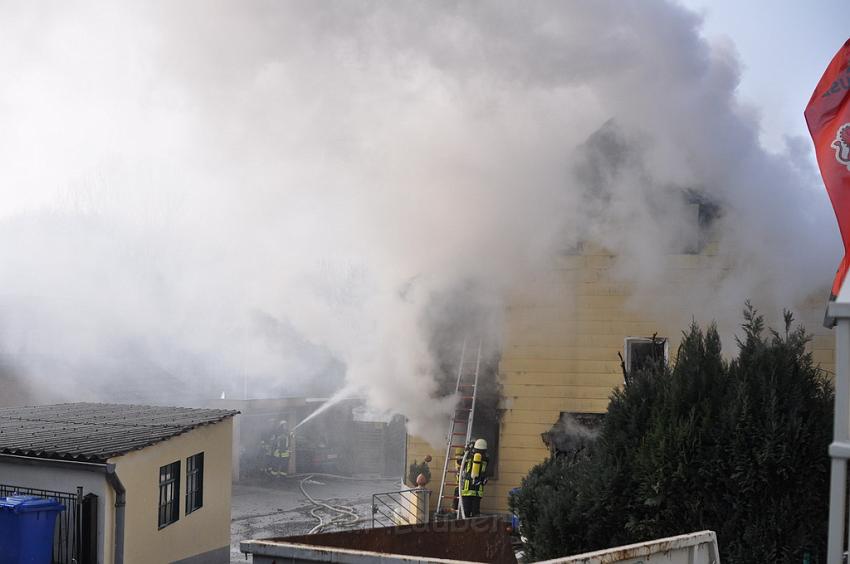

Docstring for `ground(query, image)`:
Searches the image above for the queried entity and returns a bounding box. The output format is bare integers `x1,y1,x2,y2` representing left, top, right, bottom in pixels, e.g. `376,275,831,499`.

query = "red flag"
805,38,850,298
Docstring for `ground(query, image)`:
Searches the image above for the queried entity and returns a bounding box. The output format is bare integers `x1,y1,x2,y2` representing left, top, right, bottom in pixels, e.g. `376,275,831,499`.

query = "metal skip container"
537,531,720,564
0,495,66,564
241,516,517,563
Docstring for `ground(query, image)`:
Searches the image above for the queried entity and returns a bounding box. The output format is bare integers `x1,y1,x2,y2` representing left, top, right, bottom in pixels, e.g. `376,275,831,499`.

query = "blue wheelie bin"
508,487,521,533
0,495,65,564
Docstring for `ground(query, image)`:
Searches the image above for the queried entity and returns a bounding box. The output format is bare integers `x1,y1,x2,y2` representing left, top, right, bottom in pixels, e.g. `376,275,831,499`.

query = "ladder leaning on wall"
435,337,482,518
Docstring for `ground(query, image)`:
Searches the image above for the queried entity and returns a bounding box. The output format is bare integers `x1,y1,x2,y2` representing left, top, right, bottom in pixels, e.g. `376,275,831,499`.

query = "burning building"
407,230,836,515
0,0,840,526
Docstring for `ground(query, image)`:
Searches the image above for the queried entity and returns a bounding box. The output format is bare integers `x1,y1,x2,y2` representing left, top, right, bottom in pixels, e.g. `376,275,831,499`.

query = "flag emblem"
834,123,850,170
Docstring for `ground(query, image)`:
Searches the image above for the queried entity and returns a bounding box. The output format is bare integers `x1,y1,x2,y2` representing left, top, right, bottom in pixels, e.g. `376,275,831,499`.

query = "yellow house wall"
407,247,836,514
109,419,233,564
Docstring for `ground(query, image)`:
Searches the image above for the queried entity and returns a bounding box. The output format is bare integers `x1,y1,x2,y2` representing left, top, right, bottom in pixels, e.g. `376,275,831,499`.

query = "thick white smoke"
0,1,838,441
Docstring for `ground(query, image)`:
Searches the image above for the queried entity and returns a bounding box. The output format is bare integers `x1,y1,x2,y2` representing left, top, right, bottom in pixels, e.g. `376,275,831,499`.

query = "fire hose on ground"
298,474,365,534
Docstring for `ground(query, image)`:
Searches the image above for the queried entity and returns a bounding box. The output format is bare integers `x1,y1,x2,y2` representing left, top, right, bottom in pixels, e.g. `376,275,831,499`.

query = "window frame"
185,452,204,515
158,460,181,529
623,336,669,374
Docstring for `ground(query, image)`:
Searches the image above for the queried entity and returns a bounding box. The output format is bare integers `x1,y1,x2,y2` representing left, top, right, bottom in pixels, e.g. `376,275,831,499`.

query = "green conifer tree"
510,306,833,563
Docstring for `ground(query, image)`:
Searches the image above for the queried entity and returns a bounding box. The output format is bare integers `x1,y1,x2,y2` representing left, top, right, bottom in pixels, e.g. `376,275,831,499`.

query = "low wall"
394,486,429,526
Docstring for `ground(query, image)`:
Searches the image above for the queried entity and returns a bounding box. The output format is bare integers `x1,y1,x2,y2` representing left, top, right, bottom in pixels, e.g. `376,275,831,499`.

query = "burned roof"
0,402,238,463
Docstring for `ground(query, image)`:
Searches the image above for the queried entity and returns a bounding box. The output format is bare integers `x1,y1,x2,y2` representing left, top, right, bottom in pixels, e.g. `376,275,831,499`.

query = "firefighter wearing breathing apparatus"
459,438,488,518
262,420,290,477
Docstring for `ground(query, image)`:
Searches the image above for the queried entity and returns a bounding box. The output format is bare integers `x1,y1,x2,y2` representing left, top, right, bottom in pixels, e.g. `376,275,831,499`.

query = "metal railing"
0,483,98,564
371,488,430,528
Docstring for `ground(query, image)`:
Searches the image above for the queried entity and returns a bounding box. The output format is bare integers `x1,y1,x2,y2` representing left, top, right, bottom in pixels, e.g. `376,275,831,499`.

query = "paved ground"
230,475,401,563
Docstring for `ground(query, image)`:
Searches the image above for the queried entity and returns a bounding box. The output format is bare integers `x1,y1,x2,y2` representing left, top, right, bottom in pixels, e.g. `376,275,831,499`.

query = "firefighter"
264,420,290,477
459,438,488,518
452,446,464,511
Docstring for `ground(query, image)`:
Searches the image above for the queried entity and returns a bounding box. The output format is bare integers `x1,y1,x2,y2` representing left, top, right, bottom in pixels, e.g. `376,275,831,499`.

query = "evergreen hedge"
510,305,833,563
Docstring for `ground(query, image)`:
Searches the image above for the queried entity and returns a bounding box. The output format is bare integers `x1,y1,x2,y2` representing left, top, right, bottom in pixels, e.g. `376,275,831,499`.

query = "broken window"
682,192,721,254
542,412,604,456
624,337,668,373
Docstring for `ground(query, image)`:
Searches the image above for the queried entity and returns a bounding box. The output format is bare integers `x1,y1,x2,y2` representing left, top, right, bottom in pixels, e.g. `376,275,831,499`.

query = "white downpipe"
828,313,850,563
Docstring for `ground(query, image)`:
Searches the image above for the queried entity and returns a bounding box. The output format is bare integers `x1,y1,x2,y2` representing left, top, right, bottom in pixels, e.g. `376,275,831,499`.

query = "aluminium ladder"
435,337,483,517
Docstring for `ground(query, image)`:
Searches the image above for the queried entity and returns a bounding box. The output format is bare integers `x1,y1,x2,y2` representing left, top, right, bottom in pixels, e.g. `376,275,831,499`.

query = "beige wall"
110,419,233,564
408,246,836,514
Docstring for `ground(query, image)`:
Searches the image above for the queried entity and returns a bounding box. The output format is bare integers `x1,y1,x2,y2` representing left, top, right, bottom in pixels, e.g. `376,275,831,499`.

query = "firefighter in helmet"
459,438,488,518
263,420,290,477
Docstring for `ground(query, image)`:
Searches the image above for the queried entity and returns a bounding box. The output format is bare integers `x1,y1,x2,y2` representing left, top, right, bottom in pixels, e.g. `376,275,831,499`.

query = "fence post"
76,486,83,562
371,488,432,528
414,488,429,524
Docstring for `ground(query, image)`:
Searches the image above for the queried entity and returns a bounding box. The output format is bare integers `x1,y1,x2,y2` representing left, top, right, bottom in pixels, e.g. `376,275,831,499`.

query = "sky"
0,1,842,212
680,0,848,152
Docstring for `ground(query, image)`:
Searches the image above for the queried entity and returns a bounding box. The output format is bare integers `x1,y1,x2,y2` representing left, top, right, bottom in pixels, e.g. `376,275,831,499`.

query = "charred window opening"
542,412,603,458
624,336,668,373
469,379,501,477
682,191,721,254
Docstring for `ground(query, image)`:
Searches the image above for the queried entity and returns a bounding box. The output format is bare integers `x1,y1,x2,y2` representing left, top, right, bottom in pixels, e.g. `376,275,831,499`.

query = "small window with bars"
185,452,204,514
158,461,180,529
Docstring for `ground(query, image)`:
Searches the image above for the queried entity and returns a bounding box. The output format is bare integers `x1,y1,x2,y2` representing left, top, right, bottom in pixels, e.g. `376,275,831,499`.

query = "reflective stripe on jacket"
269,434,290,458
460,452,488,497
